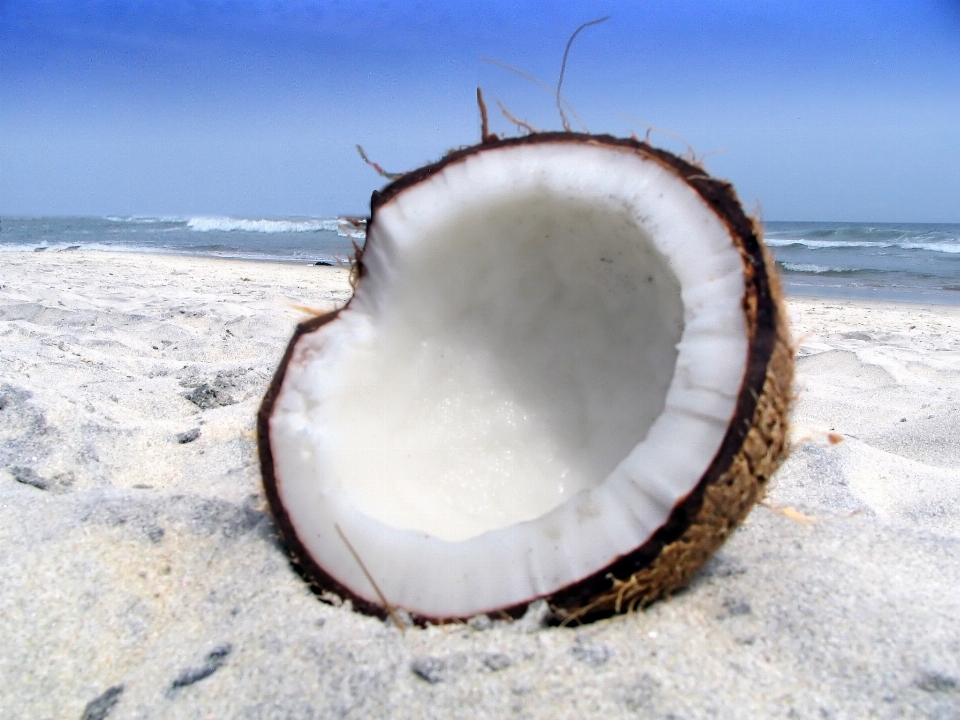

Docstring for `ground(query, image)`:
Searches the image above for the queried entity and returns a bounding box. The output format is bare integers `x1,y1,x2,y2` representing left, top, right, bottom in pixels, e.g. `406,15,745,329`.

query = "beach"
2,251,959,719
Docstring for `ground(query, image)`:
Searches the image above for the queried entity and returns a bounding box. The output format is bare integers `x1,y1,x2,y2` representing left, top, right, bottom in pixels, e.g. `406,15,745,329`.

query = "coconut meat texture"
265,139,757,620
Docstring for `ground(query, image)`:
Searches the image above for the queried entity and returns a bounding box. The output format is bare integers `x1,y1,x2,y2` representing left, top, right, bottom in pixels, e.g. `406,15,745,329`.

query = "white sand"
1,251,959,719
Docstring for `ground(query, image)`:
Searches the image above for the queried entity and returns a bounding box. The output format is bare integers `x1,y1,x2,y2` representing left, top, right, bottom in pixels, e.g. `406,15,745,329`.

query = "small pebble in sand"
915,671,958,693
176,427,201,444
184,383,236,409
80,684,124,720
482,653,512,671
11,466,50,491
411,656,445,683
169,644,233,694
10,466,75,494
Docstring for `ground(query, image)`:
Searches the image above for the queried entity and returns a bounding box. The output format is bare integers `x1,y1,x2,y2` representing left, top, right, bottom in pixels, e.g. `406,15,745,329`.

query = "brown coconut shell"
258,132,794,625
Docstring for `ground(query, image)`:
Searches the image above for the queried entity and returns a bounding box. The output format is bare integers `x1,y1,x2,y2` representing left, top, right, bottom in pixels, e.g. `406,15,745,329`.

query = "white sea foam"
901,242,960,254
186,216,339,233
766,239,893,250
768,238,960,254
781,263,834,274
105,216,182,225
0,241,341,264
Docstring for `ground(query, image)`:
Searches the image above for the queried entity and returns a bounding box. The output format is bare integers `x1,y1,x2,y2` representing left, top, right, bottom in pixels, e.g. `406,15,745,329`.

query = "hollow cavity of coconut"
259,133,793,623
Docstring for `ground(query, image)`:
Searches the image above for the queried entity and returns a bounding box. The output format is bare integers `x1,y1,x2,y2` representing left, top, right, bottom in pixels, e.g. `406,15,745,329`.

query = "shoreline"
781,282,960,308
0,245,352,268
2,250,959,718
4,247,960,307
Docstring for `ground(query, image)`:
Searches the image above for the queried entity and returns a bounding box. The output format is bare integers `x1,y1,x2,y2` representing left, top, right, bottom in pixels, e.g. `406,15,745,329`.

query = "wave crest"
186,217,339,233
767,238,960,254
778,262,867,276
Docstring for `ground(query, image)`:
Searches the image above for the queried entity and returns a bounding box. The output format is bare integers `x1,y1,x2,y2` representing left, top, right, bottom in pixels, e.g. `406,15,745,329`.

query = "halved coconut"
258,133,793,623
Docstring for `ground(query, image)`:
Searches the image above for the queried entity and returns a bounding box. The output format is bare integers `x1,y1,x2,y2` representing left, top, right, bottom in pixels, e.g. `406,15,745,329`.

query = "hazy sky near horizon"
2,1,959,221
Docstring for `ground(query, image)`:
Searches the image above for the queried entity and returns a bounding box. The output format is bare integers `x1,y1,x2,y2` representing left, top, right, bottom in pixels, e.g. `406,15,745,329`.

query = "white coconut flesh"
268,141,749,619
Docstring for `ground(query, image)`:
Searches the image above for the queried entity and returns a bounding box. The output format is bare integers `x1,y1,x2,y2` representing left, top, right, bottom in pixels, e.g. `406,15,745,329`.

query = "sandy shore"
1,251,959,719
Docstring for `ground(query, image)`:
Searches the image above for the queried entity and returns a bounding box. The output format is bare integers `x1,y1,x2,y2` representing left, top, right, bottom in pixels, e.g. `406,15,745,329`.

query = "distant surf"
765,221,960,304
0,216,362,265
184,217,340,234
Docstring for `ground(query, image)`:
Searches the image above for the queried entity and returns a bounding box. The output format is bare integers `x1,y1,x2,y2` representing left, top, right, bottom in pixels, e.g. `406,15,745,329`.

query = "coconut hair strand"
556,16,610,131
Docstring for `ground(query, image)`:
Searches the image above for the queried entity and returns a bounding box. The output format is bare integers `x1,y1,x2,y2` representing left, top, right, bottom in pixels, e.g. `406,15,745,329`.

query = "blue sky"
2,1,959,221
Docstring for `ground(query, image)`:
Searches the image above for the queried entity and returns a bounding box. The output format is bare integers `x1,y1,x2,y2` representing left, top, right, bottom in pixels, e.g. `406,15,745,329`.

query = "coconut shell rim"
257,132,789,625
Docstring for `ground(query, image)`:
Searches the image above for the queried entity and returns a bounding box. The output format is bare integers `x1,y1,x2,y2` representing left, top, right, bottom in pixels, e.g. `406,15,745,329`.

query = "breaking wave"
186,217,339,233
778,263,868,275
767,238,960,254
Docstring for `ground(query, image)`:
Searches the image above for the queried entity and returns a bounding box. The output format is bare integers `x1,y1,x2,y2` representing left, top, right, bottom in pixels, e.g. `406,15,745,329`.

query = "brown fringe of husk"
553,239,794,624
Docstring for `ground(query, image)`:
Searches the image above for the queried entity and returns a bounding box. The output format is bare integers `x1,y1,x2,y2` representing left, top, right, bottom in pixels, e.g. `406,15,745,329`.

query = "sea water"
0,216,358,265
2,216,959,305
766,221,960,305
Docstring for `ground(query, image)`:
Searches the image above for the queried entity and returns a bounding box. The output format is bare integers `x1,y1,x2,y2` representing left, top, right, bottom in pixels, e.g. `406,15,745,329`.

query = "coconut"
258,132,793,624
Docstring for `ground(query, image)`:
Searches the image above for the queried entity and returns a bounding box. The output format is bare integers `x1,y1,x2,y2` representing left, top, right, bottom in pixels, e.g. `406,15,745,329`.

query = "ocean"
2,216,959,305
765,221,960,304
0,216,361,266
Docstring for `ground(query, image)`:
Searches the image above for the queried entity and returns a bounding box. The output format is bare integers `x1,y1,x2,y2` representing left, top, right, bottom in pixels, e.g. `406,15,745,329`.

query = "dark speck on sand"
81,685,124,720
169,644,233,694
